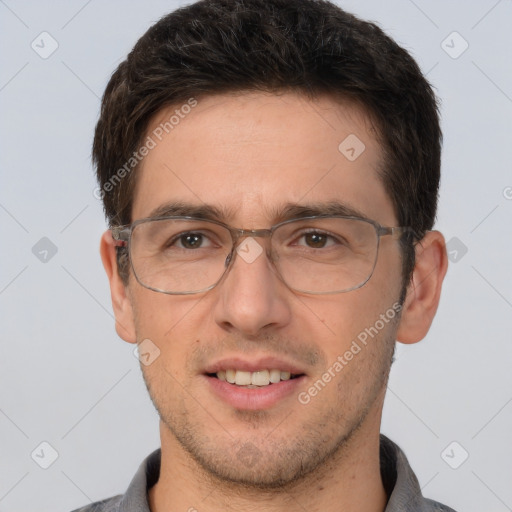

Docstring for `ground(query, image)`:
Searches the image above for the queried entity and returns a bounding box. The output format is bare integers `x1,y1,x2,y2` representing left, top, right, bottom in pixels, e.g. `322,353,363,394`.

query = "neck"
149,414,388,512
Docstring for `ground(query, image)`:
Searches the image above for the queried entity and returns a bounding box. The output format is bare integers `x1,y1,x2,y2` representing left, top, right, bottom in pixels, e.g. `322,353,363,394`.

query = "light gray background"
1,1,511,511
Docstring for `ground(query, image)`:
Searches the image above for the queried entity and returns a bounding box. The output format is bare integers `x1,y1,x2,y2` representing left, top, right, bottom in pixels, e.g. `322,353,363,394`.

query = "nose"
212,237,292,337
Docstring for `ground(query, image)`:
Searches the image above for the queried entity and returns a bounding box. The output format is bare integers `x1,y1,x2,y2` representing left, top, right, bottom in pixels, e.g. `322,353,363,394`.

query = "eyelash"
166,229,343,249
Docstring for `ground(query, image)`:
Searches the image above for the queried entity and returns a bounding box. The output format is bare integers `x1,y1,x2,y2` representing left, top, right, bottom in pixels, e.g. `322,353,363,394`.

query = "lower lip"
204,375,306,410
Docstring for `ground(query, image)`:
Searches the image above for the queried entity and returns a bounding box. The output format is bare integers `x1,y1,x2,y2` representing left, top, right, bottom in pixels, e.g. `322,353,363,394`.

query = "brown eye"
304,232,329,248
179,233,204,249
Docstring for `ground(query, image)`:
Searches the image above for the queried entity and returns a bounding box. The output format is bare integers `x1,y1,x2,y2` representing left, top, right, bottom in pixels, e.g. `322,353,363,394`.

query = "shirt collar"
380,434,431,511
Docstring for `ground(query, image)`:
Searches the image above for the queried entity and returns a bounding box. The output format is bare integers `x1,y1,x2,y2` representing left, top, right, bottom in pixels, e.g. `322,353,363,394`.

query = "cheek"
297,319,395,428
130,288,202,367
131,286,201,333
297,278,401,391
303,293,396,346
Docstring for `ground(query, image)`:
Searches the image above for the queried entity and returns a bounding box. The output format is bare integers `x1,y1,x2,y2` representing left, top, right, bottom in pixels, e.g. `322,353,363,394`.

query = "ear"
100,230,137,344
396,230,448,344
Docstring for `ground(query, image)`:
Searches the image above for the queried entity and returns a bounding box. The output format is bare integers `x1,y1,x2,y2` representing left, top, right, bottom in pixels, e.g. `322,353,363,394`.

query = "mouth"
207,369,304,388
203,358,307,410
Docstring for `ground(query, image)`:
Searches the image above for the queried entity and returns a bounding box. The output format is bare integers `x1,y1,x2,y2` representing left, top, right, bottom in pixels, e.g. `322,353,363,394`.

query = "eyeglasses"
111,215,412,295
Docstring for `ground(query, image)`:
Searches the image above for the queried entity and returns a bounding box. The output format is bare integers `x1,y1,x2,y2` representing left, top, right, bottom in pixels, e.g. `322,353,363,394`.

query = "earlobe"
396,230,448,344
100,230,137,344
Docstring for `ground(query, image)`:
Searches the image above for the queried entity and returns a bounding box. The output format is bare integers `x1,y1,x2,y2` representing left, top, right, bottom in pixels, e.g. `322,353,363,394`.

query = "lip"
203,356,307,375
203,373,306,410
202,355,308,410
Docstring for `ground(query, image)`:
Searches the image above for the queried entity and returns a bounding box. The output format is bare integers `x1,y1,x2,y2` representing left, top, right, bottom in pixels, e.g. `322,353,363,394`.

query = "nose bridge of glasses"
232,227,273,246
224,228,275,271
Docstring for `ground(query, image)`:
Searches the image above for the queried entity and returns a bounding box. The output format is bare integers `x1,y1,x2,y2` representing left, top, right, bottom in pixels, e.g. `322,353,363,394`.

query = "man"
76,0,453,510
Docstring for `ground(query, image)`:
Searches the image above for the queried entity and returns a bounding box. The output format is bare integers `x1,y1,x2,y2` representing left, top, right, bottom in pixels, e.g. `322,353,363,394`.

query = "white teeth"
251,370,270,386
269,369,281,383
235,371,252,385
215,369,298,386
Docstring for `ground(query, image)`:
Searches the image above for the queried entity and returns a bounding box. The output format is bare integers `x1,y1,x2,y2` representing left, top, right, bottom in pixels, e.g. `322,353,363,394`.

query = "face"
118,92,405,487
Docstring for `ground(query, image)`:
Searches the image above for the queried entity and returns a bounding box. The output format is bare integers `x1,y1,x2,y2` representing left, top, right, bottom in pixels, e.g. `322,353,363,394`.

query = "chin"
164,414,360,491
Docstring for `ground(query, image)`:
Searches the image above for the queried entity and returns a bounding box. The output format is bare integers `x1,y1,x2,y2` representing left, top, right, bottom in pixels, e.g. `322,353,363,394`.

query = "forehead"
132,91,396,226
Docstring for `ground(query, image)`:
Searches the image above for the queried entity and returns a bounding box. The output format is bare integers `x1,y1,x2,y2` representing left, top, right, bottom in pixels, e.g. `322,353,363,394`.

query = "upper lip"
203,356,307,375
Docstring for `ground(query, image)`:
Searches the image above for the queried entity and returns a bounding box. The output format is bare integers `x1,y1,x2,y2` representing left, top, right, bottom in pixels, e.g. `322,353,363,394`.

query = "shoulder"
69,494,122,512
423,498,458,512
68,448,160,512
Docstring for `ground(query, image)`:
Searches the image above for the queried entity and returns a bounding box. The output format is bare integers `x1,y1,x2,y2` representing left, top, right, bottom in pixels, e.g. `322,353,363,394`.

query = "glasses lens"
130,218,232,293
128,216,379,294
273,217,379,293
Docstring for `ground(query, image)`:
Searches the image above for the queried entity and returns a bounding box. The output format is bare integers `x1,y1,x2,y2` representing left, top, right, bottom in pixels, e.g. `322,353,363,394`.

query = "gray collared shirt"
70,435,457,512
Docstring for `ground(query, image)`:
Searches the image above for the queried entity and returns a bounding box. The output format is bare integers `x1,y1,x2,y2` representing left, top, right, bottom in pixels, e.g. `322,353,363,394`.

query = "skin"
101,91,448,512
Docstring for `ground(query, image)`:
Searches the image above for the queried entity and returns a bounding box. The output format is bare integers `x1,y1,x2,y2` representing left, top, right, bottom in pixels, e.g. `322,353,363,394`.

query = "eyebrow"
146,202,235,221
144,200,369,224
272,201,369,222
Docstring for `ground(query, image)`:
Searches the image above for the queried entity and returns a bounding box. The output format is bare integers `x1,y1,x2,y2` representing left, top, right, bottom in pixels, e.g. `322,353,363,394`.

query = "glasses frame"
111,215,413,295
